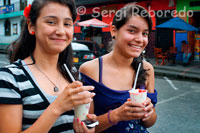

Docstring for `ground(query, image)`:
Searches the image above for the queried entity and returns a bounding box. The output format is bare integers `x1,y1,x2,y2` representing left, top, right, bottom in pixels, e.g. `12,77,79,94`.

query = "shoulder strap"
98,57,103,83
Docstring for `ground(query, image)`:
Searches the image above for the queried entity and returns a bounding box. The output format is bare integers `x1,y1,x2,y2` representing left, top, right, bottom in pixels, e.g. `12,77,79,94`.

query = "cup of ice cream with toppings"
129,89,147,103
74,103,90,121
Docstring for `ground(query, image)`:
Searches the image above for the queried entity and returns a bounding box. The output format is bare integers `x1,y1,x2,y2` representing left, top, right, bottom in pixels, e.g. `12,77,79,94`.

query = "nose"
55,23,65,35
135,33,143,43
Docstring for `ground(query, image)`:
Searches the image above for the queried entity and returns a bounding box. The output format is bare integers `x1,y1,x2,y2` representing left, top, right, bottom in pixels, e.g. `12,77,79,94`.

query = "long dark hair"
112,3,153,88
8,0,77,82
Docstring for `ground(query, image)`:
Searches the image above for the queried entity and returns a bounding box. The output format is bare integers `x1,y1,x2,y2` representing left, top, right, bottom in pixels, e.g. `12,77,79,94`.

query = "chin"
129,52,141,58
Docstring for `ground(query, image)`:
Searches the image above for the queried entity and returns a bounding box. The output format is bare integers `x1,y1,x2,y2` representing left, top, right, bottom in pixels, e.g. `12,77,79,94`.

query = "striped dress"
0,60,74,133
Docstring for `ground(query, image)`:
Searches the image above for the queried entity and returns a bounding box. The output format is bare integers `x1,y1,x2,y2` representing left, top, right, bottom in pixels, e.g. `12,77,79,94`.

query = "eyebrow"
127,25,149,32
43,16,73,21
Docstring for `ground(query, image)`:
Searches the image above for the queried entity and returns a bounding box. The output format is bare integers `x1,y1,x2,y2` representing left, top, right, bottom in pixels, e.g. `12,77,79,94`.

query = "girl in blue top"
80,3,157,133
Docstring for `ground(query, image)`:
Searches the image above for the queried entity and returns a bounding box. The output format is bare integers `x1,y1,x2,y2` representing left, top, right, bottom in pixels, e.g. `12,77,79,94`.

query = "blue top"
80,57,157,133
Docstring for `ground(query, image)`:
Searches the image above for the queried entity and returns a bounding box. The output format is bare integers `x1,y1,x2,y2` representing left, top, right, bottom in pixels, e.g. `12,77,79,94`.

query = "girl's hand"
142,97,154,121
53,81,95,115
73,114,97,133
111,99,146,123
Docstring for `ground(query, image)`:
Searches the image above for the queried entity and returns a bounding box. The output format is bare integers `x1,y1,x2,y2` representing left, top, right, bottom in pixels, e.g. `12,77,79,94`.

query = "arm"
0,81,95,133
0,102,65,133
142,61,157,128
0,104,22,133
88,100,146,133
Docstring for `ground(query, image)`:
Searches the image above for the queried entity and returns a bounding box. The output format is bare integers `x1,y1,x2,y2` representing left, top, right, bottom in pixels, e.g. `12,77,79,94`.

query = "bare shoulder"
79,58,99,81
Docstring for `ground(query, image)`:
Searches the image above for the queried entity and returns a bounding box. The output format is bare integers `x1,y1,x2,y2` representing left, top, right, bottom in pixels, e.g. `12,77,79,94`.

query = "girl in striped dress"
0,0,96,132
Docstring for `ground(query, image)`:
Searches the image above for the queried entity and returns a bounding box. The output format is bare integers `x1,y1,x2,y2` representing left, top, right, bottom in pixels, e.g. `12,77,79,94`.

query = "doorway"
156,11,173,52
5,19,11,36
189,11,200,60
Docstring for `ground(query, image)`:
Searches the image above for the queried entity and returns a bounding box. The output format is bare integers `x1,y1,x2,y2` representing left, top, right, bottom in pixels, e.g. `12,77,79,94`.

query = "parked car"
72,40,102,57
71,42,96,69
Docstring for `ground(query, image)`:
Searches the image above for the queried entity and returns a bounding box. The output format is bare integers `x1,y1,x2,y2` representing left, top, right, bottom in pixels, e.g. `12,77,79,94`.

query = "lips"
50,38,66,42
128,44,142,50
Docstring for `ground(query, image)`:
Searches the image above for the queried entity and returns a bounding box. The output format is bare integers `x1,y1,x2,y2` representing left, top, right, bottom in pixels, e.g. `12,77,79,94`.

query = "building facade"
176,0,200,60
74,0,176,57
0,0,30,51
1,0,198,60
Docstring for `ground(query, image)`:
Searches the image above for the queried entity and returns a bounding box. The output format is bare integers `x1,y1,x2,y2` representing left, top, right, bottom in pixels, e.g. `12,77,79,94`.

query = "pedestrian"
0,0,96,132
79,3,157,133
181,40,192,66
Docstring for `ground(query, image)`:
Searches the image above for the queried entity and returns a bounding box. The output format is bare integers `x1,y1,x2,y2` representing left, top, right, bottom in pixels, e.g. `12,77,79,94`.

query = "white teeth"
131,45,141,49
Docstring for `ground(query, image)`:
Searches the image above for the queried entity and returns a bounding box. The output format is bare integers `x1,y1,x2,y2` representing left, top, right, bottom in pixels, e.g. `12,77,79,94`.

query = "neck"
110,49,133,68
32,51,59,71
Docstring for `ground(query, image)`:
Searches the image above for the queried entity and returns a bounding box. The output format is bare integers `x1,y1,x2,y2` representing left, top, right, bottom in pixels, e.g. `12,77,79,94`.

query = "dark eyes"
64,23,72,27
47,21,55,25
128,29,135,33
128,29,149,36
46,21,72,27
143,32,149,36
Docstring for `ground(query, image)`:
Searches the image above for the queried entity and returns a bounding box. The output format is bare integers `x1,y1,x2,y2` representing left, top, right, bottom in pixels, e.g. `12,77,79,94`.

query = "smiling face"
29,2,74,54
112,15,149,58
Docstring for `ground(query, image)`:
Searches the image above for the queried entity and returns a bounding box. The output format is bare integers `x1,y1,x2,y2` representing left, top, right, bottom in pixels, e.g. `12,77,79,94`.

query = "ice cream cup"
74,103,90,121
129,89,147,103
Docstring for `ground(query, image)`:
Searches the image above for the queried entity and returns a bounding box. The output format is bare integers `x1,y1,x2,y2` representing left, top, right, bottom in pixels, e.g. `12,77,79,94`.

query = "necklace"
34,64,60,92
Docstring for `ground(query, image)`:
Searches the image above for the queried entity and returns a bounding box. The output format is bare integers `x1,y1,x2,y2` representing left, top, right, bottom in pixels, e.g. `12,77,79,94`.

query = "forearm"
142,108,157,128
95,110,119,132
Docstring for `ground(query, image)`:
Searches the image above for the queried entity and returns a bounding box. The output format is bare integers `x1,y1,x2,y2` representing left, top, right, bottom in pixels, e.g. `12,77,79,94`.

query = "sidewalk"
146,58,200,82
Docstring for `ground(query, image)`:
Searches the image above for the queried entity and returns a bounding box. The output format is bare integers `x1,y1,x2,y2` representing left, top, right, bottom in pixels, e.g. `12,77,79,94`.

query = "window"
13,23,18,35
20,0,27,10
4,0,10,5
5,19,11,36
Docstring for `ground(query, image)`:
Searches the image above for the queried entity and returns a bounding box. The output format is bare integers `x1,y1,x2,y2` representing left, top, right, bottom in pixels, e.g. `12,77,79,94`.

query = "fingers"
87,114,97,122
73,118,95,133
142,108,154,121
81,121,95,133
68,81,83,89
126,100,145,108
73,118,84,133
64,81,95,105
73,118,79,132
70,91,95,105
143,97,151,106
66,84,95,96
142,99,154,121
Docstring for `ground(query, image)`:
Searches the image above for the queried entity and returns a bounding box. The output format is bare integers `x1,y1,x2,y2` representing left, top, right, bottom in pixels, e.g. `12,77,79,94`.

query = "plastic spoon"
130,63,141,92
64,64,75,82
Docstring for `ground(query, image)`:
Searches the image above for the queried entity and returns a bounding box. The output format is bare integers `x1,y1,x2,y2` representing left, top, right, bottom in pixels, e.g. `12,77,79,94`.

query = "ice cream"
74,103,90,121
129,89,147,103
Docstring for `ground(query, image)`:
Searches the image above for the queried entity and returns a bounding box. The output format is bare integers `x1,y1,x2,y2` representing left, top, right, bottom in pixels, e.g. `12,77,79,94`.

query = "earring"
112,36,115,39
31,31,35,35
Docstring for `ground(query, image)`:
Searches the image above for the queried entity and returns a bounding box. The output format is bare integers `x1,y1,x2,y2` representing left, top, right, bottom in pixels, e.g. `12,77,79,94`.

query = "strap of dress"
98,57,103,83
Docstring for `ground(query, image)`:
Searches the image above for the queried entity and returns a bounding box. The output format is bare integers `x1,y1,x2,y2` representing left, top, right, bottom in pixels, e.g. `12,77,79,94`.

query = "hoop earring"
31,31,35,35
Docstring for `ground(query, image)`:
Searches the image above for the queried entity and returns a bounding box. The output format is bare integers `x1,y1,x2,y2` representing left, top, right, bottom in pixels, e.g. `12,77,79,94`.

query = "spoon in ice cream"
64,64,75,82
130,63,141,92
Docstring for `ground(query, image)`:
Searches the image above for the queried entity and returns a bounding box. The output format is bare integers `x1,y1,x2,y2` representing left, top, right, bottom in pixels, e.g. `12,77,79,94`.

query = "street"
149,76,200,133
0,53,200,132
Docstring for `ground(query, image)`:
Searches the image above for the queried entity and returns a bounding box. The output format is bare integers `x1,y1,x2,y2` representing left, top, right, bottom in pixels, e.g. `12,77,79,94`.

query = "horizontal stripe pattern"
22,94,44,105
0,88,21,98
18,80,34,91
0,71,18,88
0,60,74,132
